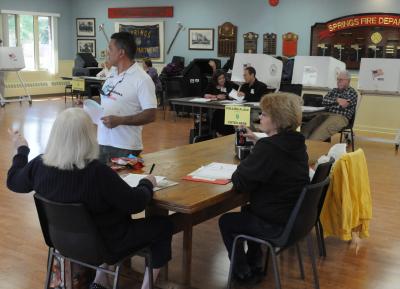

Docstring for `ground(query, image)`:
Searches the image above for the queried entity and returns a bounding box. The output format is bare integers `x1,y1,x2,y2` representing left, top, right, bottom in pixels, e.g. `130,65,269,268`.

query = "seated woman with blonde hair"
7,108,172,289
219,92,310,283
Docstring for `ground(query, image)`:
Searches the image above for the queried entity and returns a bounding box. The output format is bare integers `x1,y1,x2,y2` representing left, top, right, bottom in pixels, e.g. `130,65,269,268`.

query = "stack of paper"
184,162,237,184
83,99,103,125
122,174,178,191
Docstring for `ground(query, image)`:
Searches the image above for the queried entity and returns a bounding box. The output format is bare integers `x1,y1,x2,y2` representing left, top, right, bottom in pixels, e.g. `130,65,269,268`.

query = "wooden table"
141,135,331,288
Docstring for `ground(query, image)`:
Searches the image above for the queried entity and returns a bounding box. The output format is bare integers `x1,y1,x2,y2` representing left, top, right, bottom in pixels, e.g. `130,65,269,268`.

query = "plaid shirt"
322,87,358,120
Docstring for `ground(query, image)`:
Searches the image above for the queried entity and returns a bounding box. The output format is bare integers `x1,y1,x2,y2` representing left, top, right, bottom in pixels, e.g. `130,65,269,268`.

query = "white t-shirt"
97,62,157,150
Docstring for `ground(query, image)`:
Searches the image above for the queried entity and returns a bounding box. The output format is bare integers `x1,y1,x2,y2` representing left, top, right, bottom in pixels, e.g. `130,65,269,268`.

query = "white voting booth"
358,58,400,93
231,53,283,89
0,47,31,107
291,56,346,89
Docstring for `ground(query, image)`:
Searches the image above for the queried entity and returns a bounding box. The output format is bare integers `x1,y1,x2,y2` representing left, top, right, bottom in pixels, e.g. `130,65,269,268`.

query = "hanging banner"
115,22,164,62
319,13,400,39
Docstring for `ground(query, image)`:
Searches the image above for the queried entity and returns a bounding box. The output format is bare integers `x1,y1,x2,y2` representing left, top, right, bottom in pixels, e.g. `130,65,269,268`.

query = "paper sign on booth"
224,105,251,126
71,78,85,91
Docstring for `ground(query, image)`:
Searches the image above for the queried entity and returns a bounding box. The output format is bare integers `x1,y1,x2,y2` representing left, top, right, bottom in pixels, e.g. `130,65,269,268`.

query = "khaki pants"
301,112,349,141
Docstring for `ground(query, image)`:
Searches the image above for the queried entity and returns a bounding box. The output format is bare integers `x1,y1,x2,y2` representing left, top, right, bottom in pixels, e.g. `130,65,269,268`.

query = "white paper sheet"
228,89,245,102
189,98,211,102
83,99,103,125
189,162,237,180
253,132,268,139
301,106,326,113
122,174,177,191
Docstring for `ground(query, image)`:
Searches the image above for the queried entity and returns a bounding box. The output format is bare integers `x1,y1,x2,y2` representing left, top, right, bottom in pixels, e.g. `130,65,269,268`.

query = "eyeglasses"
100,73,126,97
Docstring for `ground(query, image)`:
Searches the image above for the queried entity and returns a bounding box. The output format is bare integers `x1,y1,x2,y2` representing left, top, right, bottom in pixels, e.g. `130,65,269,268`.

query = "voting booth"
291,56,346,89
358,58,400,93
0,47,31,107
231,53,283,89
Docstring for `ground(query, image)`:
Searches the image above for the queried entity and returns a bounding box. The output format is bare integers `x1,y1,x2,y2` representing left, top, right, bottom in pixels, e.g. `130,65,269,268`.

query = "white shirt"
97,63,157,150
96,67,112,78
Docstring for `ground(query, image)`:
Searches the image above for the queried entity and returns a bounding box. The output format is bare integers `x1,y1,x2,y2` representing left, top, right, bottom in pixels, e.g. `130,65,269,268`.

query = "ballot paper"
123,174,178,191
83,99,103,125
189,162,237,181
253,132,268,139
189,97,211,102
228,89,245,102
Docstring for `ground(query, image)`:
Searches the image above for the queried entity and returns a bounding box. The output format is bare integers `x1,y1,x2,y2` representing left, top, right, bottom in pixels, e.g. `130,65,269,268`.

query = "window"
2,11,58,72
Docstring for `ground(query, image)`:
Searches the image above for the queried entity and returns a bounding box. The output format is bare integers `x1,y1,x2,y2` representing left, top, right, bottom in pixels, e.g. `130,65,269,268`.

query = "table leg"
182,220,193,287
198,107,202,137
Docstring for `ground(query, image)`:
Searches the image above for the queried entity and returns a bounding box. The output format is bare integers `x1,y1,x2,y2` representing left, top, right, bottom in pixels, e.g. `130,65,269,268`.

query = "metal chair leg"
112,265,120,289
226,236,241,289
315,223,323,257
318,220,327,257
351,129,355,152
270,247,282,289
307,234,320,289
145,253,154,289
263,247,270,276
44,248,54,289
295,243,305,280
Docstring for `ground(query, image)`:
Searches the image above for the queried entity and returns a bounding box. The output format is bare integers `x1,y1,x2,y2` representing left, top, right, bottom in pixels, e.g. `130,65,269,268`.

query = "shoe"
89,282,108,289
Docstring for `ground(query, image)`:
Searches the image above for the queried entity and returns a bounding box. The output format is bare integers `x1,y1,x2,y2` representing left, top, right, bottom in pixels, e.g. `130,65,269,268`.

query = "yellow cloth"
320,149,372,241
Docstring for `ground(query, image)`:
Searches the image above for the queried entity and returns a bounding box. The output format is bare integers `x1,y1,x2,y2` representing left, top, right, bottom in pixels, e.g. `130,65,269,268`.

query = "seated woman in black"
7,108,172,289
204,69,238,136
219,92,310,282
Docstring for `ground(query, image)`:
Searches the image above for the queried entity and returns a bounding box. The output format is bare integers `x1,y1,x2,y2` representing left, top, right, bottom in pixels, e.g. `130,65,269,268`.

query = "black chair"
33,193,154,289
279,83,303,96
311,158,335,257
339,114,356,152
226,177,330,289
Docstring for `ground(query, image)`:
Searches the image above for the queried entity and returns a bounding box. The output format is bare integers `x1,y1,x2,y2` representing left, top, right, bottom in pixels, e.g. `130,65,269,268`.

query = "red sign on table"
108,7,174,18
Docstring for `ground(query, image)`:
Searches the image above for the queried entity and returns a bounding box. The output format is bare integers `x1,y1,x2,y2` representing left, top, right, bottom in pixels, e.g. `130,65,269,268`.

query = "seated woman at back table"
142,58,162,96
7,108,173,289
204,69,239,136
219,92,310,283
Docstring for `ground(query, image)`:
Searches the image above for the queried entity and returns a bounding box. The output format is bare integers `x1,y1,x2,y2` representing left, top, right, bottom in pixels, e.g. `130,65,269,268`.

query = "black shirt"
239,78,269,102
231,131,310,225
204,80,238,97
7,146,154,251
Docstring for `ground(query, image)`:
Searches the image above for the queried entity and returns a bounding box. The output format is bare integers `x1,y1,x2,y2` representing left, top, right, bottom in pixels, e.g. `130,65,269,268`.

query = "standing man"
98,32,157,163
301,70,357,141
237,67,269,102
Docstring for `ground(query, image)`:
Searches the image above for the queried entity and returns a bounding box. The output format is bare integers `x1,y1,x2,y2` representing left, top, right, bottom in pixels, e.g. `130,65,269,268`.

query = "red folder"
182,175,231,185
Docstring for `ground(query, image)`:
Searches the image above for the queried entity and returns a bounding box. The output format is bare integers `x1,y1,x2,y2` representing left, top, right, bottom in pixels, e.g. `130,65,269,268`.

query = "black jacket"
239,78,269,102
231,131,309,225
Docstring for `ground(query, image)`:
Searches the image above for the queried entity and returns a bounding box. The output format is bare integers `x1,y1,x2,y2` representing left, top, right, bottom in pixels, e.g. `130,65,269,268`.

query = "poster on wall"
115,21,164,62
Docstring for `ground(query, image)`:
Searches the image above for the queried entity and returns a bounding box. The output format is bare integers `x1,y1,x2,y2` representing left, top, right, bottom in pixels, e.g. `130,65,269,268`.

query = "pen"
149,163,155,174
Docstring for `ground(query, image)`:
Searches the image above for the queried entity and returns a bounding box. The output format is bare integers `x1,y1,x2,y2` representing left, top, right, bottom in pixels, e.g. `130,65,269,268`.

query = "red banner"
108,7,173,18
319,13,400,39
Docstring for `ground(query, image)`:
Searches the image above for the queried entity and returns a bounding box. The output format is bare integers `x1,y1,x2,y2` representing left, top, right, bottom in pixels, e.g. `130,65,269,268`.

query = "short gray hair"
42,108,99,170
338,70,350,79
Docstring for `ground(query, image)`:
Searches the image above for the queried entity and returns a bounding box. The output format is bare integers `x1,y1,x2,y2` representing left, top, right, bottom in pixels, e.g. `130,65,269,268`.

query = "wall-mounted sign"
108,7,173,18
243,32,259,54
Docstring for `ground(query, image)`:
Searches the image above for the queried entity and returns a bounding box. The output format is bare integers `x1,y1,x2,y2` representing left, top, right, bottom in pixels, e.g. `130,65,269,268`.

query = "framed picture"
76,18,96,37
115,21,164,62
188,28,214,50
77,39,96,57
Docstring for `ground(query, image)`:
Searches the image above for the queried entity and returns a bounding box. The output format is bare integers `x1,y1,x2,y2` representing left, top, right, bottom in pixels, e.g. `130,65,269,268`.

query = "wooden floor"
1,97,400,289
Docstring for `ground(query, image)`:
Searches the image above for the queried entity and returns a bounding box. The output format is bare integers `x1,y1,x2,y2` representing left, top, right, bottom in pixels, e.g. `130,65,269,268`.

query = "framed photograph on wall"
76,18,96,37
188,28,214,50
77,39,96,57
115,21,164,62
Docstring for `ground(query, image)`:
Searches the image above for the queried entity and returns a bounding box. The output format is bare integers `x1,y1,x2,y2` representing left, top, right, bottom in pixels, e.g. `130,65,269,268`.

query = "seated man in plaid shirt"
302,70,357,141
